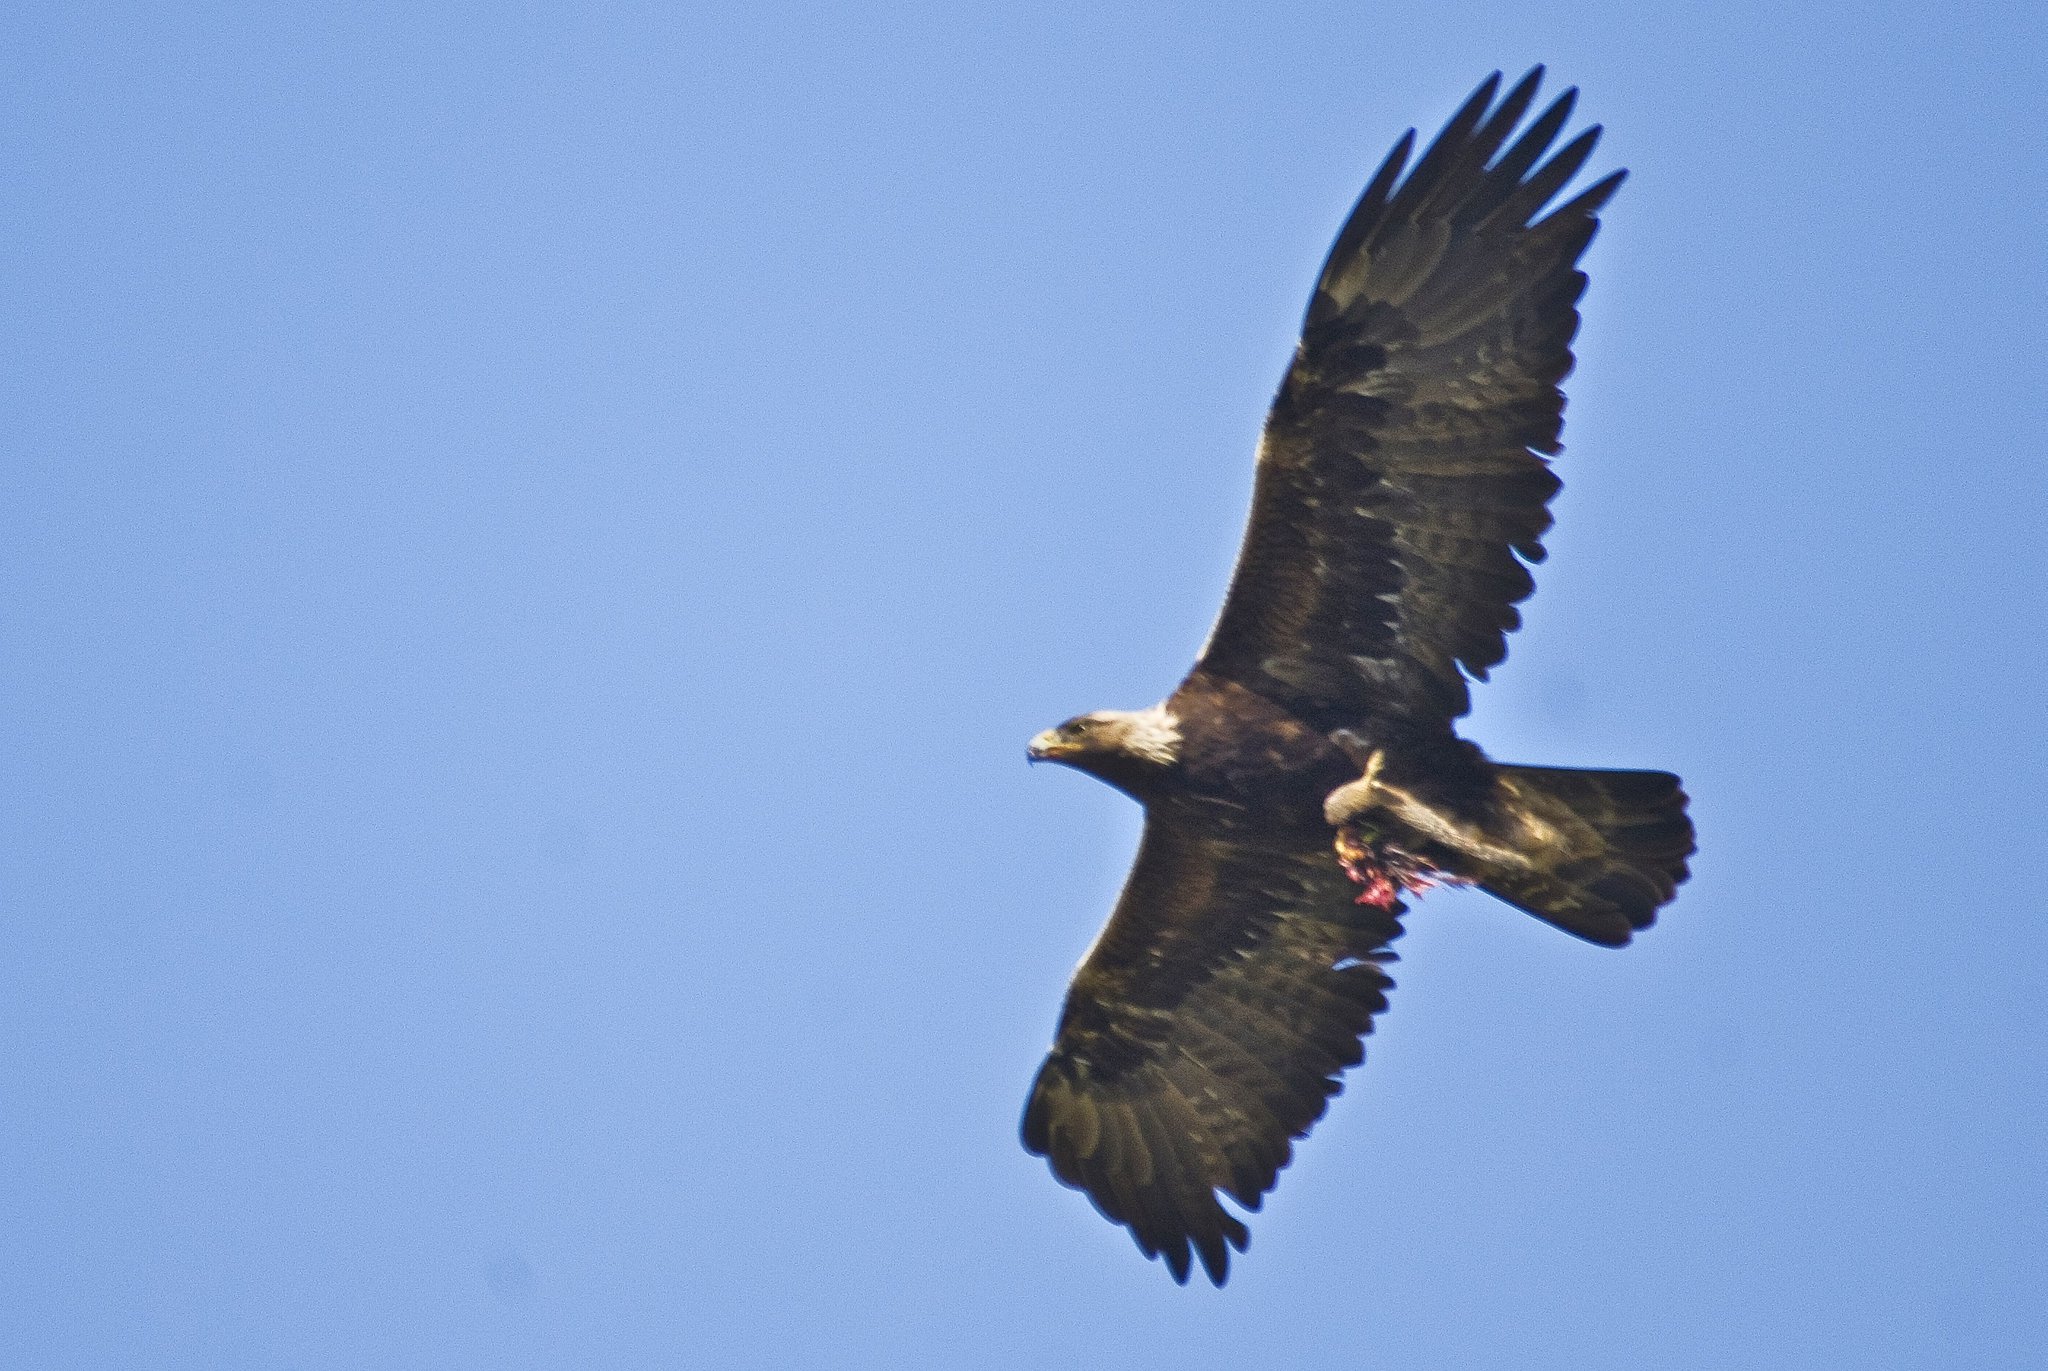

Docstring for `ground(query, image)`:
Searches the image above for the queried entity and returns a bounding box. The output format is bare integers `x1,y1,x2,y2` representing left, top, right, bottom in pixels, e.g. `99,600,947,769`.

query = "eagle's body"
1021,70,1694,1287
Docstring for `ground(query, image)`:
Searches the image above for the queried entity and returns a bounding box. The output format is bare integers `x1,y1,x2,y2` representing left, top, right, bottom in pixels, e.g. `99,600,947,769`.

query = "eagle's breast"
1162,670,1356,832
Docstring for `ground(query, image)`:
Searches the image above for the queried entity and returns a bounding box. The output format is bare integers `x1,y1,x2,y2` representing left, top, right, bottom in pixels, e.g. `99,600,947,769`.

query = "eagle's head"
1028,704,1182,796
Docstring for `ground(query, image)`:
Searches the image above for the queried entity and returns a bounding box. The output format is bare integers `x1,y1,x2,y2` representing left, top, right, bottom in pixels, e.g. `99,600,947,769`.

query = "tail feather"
1479,765,1694,946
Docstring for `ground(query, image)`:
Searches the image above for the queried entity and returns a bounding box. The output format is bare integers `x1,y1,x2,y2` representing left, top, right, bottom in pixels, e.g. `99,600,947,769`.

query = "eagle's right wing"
1021,811,1403,1286
1196,69,1624,730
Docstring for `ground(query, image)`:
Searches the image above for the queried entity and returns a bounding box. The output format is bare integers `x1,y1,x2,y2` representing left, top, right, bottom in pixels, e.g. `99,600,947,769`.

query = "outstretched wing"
1197,68,1624,728
1021,812,1403,1285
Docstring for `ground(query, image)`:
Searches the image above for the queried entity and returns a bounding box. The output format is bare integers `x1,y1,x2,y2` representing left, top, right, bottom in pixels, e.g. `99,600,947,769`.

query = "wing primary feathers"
1542,167,1629,229
1501,125,1604,226
1463,89,1578,227
1129,1094,1200,1283
1309,130,1416,327
1468,66,1546,163
1354,130,1415,227
1376,73,1504,233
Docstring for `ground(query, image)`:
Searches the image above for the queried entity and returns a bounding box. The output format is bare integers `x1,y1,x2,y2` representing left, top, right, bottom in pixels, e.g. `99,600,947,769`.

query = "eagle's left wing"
1194,69,1623,730
1022,810,1403,1285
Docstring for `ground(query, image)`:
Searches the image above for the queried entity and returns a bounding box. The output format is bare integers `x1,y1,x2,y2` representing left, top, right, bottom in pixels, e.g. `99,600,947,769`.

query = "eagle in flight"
1021,70,1694,1286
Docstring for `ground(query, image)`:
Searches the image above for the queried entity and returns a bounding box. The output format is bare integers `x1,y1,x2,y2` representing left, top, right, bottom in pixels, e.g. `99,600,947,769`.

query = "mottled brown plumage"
1022,70,1693,1286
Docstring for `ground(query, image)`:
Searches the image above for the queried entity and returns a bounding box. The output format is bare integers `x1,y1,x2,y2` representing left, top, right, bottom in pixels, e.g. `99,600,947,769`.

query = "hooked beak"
1027,729,1071,764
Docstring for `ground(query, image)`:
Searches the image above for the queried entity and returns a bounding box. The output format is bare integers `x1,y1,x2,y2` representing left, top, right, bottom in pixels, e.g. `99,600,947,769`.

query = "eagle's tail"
1476,765,1694,947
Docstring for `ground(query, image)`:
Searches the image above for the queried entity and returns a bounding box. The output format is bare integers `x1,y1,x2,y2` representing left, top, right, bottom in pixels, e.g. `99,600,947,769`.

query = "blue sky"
5,2,2046,1367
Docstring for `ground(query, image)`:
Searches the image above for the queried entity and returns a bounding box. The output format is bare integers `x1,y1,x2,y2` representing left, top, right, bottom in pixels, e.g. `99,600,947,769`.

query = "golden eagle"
1022,70,1694,1286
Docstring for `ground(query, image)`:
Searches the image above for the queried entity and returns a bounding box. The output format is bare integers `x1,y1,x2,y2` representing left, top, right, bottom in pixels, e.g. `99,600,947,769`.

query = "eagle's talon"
1335,825,1464,909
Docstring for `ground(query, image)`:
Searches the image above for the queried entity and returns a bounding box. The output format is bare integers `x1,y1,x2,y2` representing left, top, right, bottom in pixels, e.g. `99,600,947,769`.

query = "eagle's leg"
1324,744,1465,909
1322,743,1386,828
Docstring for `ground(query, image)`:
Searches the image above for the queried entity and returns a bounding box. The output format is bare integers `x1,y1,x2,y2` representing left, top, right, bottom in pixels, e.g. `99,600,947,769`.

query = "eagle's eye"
1068,718,1094,737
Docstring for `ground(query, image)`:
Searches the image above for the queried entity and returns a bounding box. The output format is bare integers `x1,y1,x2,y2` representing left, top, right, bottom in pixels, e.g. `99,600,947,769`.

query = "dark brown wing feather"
1021,812,1402,1285
1197,68,1625,727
